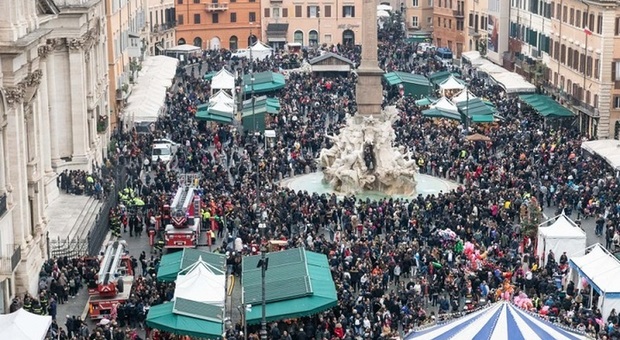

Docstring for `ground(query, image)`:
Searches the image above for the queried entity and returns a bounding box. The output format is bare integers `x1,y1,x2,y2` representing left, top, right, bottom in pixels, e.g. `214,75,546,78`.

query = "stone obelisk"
355,0,384,116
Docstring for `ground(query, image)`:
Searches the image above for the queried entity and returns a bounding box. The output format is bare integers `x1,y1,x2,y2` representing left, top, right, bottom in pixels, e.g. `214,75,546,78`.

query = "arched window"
193,37,203,48
309,30,318,46
229,36,238,51
343,30,355,46
178,38,186,45
294,30,304,45
248,34,257,47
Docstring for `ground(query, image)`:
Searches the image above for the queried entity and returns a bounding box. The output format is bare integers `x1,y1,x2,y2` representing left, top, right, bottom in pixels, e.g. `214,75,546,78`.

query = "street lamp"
258,222,268,340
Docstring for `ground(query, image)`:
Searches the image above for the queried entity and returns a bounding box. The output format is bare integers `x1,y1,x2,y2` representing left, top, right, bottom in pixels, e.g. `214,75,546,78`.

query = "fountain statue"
317,0,418,196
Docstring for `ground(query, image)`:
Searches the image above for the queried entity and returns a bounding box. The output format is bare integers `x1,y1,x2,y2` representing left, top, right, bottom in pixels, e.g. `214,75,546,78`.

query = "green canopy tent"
203,71,217,81
414,97,437,107
519,94,574,118
241,96,280,132
147,301,223,339
157,248,226,282
429,71,461,87
196,102,234,125
242,248,338,324
383,71,432,97
422,97,461,120
406,35,432,43
242,71,286,94
456,97,497,123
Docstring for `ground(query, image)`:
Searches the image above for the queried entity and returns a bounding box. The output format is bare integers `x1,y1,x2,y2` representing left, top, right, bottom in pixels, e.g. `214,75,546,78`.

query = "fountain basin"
280,172,459,200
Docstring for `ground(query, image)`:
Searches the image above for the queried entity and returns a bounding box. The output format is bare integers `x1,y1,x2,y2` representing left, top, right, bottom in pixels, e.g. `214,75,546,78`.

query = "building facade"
509,0,619,138
0,0,108,311
406,0,434,39
433,0,466,57
105,0,147,130
147,0,176,55
175,0,260,51
261,0,363,49
465,0,487,55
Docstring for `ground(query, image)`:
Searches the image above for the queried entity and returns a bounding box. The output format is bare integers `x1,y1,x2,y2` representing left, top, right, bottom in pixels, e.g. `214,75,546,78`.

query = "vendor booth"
569,243,620,320
405,301,585,339
537,213,587,266
157,248,226,282
581,139,620,171
0,308,52,340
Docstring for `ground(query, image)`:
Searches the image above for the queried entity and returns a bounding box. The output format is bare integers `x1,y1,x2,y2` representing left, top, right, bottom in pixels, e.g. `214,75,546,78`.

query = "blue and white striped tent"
405,302,586,340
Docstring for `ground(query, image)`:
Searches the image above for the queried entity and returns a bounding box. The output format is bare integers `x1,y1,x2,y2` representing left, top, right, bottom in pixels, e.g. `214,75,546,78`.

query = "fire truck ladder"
97,240,125,286
173,186,192,211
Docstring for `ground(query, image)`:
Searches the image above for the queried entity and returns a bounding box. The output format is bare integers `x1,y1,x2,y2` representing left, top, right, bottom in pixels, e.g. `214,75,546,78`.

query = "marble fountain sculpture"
318,106,418,195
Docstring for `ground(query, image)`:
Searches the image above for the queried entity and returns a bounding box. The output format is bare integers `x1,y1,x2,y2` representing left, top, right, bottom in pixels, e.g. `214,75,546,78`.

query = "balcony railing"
205,3,228,11
571,97,598,116
453,9,464,18
0,245,21,275
151,23,176,34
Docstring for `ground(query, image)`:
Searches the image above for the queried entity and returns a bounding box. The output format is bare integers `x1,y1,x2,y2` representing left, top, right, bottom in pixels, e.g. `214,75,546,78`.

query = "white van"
151,139,178,165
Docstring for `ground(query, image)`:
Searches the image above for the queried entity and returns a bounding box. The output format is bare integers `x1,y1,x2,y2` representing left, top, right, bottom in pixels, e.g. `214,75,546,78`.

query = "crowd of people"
57,169,110,199
28,11,620,340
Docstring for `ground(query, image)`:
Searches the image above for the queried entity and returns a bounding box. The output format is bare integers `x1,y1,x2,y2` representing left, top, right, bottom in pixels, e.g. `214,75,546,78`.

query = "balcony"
0,245,21,275
151,23,176,34
205,3,228,11
571,97,598,117
453,9,464,18
468,27,481,38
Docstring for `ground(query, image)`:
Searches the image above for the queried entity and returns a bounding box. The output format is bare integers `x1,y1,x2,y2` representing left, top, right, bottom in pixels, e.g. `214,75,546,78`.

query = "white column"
68,45,88,161
46,50,61,167
0,127,6,193
37,51,53,174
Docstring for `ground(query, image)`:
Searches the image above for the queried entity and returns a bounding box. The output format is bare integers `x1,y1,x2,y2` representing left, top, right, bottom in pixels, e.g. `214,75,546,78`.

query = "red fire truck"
164,186,201,249
88,241,134,319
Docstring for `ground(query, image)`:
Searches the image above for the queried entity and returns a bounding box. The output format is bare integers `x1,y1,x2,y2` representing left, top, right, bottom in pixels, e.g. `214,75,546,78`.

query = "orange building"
175,0,261,50
433,0,466,58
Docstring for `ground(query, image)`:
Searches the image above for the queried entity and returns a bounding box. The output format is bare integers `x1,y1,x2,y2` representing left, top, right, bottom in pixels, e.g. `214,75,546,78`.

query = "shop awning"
243,71,286,94
146,301,223,339
519,94,574,118
156,248,226,282
242,248,337,324
267,23,289,35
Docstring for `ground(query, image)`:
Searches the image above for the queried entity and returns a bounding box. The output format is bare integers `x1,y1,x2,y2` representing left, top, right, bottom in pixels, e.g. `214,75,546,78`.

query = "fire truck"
164,185,201,249
88,241,134,319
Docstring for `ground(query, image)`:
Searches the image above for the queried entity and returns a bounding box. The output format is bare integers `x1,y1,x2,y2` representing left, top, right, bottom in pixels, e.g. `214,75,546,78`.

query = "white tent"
211,68,235,91
0,308,52,340
461,50,482,65
581,139,620,171
377,10,390,18
377,4,392,11
209,90,234,106
175,256,226,306
430,97,458,113
569,244,620,320
439,75,465,95
491,72,536,94
125,56,179,123
248,40,273,60
537,213,587,266
476,59,506,75
167,44,201,53
451,89,477,103
207,99,234,116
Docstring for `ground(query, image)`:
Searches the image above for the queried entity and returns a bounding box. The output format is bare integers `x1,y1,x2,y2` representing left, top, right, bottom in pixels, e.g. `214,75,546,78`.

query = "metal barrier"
48,236,89,258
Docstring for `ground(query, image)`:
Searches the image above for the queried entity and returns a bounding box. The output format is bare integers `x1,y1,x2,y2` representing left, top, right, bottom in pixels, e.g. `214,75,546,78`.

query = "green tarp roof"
415,97,437,107
456,98,497,117
243,71,286,94
429,71,460,86
146,301,223,339
470,114,495,123
157,248,227,282
384,71,430,87
407,35,432,43
204,71,217,81
519,94,574,118
422,107,461,120
242,248,337,324
196,103,234,124
241,96,280,117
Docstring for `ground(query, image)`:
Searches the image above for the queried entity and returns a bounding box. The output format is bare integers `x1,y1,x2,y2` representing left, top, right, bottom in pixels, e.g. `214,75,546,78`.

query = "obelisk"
355,0,384,116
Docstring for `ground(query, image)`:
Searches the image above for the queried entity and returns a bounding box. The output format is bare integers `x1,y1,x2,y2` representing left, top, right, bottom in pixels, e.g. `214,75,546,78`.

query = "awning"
268,37,287,42
196,103,234,125
470,114,495,123
406,35,432,43
422,107,461,120
428,71,460,87
267,23,289,34
383,71,431,96
146,302,223,339
519,94,574,118
242,248,338,324
456,97,497,116
241,96,280,116
414,97,437,107
156,248,226,282
243,71,286,94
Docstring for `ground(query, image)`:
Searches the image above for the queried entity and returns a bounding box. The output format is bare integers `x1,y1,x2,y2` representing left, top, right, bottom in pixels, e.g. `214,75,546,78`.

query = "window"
177,0,183,4
614,96,620,109
324,5,331,17
427,16,432,25
412,16,419,27
194,13,201,24
309,30,318,45
212,13,218,23
283,8,288,17
294,30,303,44
229,36,238,51
616,17,620,35
567,47,573,66
343,5,355,18
575,10,581,27
594,59,600,79
562,6,567,22
193,0,200,3
468,13,473,27
230,12,236,22
178,14,184,25
307,5,318,18
264,8,270,18
457,19,464,30
560,44,566,63
295,5,301,17
249,12,256,22
550,2,554,18
614,61,620,81
273,8,280,18
412,0,419,6
569,8,574,25
586,56,593,77
597,14,603,34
